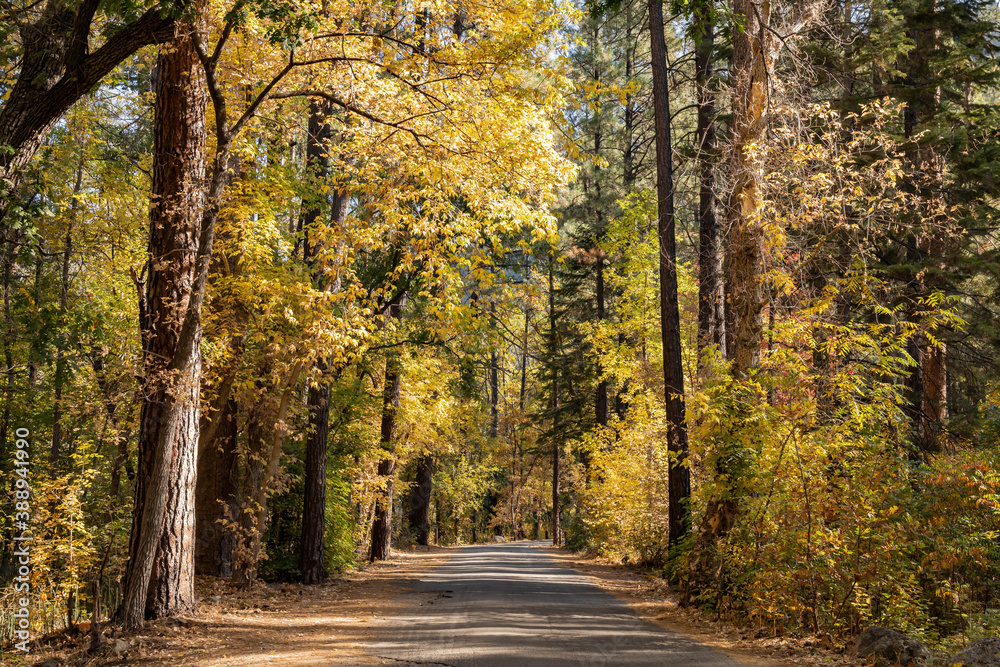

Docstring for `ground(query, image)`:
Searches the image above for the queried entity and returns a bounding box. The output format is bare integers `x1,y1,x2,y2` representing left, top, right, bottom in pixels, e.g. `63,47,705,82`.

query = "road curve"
368,540,741,667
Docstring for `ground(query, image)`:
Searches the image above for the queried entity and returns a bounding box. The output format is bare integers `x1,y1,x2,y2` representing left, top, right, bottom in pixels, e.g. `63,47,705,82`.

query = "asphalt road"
368,541,741,667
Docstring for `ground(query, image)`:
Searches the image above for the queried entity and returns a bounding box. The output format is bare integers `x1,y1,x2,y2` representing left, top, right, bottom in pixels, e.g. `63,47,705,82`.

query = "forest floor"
11,543,859,667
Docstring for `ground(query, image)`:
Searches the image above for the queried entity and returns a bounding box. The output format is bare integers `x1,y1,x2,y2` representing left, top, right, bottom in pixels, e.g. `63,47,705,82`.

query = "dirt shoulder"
15,545,454,667
535,544,857,667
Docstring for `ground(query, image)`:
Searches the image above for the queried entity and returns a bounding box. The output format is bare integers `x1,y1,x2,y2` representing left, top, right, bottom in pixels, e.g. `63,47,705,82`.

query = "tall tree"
685,0,821,600
647,0,690,550
693,0,725,358
299,100,335,585
121,15,207,626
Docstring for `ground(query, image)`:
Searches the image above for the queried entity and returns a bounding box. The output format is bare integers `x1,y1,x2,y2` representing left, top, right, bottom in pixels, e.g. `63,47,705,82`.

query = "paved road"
368,541,740,666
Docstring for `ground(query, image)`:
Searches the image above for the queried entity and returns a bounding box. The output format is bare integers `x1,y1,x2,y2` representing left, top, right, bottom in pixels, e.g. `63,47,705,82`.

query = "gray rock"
948,638,1000,666
853,626,931,666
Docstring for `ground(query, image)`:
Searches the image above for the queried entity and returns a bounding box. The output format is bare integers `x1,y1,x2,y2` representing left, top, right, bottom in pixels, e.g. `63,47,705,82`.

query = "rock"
853,626,931,666
948,637,1000,666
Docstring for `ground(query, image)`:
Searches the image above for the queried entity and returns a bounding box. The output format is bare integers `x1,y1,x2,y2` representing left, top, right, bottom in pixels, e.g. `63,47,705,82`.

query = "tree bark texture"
194,398,237,577
904,2,947,454
724,0,772,380
121,18,206,628
648,0,691,550
299,102,333,585
686,0,773,602
407,454,434,546
694,0,726,358
301,367,330,583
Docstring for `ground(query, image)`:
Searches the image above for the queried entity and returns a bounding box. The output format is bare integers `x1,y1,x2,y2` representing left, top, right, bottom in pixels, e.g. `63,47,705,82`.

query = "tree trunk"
685,0,772,602
194,148,246,578
301,367,330,582
648,0,690,551
903,1,947,455
51,159,81,468
694,0,725,359
370,301,404,561
489,304,499,439
596,255,608,427
725,0,771,379
194,398,238,577
0,233,16,452
121,17,206,628
407,454,433,545
549,258,561,546
299,101,333,585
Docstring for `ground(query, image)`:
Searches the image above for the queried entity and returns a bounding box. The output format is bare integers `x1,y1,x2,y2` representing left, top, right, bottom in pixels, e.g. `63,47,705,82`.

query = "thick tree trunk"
724,0,771,379
121,18,206,628
648,0,690,551
694,0,725,359
406,454,433,545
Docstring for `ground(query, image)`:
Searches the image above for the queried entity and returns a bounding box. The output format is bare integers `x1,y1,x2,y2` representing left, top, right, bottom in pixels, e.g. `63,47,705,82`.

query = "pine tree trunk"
121,17,206,628
694,0,725,358
648,0,690,551
904,1,947,455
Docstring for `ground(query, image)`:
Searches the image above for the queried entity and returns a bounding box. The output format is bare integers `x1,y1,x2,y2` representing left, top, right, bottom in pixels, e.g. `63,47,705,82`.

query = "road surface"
369,541,741,666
